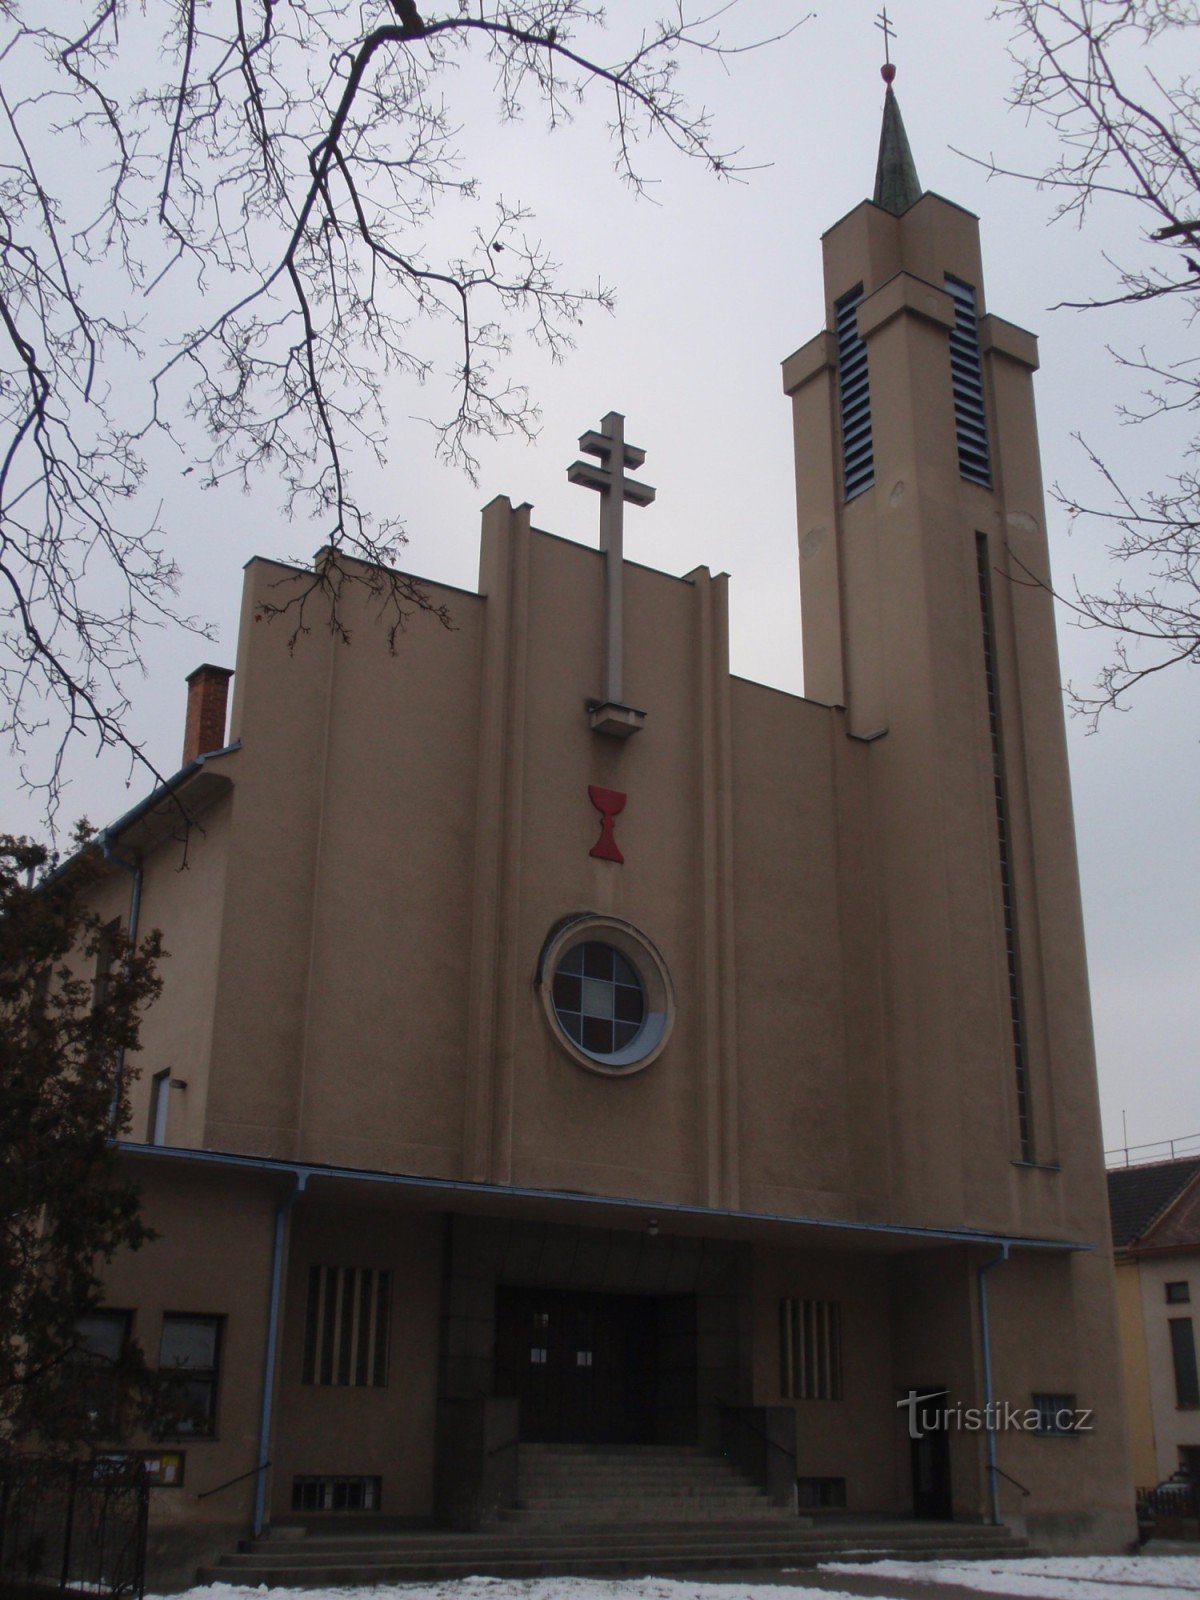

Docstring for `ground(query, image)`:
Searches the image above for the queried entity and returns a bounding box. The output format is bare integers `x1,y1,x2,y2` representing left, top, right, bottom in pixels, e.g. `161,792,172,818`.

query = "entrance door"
494,1287,659,1443
909,1387,953,1520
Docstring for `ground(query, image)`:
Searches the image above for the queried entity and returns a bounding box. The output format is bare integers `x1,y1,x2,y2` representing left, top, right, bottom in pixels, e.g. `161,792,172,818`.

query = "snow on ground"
823,1554,1200,1597
151,1555,1200,1600
150,1583,869,1600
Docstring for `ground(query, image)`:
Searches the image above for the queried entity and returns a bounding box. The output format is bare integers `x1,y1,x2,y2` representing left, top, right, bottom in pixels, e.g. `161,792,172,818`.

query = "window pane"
580,976,615,1020
78,1313,128,1364
583,943,613,980
614,985,644,1023
1170,1319,1200,1408
559,945,585,975
582,1016,612,1054
552,973,581,1013
613,1022,640,1049
613,952,638,987
160,1317,218,1369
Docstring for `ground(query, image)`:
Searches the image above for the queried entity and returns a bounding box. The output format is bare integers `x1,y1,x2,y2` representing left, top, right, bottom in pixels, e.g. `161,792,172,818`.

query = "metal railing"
717,1402,797,1510
1105,1132,1200,1169
1137,1480,1200,1542
0,1456,149,1598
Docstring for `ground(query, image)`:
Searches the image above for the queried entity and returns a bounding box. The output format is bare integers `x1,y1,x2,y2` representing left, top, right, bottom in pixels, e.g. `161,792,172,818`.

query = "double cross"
568,412,655,721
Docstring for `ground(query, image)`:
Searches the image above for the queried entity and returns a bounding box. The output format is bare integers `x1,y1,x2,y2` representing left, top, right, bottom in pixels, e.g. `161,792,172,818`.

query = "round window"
537,916,674,1076
552,941,646,1056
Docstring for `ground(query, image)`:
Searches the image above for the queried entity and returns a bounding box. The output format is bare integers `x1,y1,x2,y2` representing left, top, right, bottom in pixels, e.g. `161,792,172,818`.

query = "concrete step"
198,1537,1028,1587
226,1521,1028,1562
224,1530,1027,1566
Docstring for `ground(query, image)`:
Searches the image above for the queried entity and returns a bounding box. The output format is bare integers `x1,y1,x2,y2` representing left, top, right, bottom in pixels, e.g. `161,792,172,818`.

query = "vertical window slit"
947,276,992,487
977,533,1032,1158
836,286,875,500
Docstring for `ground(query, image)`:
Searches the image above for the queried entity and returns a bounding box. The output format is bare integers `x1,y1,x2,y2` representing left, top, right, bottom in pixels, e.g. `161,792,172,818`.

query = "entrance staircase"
198,1442,1030,1585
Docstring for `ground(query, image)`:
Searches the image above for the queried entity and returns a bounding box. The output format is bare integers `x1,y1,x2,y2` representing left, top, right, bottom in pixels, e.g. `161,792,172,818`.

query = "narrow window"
74,1310,133,1436
158,1314,222,1437
835,286,874,500
148,1070,171,1145
977,533,1033,1160
1180,1446,1200,1481
945,275,992,487
1170,1319,1200,1408
302,1266,390,1388
1032,1392,1080,1435
1167,1282,1191,1305
779,1298,842,1400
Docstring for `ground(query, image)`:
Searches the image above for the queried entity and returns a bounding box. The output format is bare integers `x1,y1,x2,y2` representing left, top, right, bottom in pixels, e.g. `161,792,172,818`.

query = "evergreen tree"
0,833,163,1452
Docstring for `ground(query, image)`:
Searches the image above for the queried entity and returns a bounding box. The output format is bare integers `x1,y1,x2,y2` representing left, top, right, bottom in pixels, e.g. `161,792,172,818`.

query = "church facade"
80,88,1133,1579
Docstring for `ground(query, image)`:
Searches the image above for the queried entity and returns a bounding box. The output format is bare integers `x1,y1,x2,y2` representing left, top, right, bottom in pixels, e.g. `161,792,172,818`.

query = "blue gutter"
100,836,142,1126
117,1142,1092,1256
978,1242,1011,1525
99,742,241,845
253,1172,307,1538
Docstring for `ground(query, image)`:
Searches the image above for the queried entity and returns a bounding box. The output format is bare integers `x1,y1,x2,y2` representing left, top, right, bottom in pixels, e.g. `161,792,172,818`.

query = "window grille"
835,287,874,500
1032,1392,1081,1435
292,1475,381,1512
779,1298,842,1400
302,1266,390,1387
945,275,991,487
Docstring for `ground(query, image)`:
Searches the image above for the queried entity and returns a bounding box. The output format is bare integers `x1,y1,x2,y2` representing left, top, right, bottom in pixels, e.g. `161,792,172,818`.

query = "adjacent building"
1109,1156,1200,1491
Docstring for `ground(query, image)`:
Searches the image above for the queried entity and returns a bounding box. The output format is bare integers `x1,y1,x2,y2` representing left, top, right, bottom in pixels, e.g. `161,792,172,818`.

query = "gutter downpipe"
99,831,142,1125
978,1242,1010,1527
253,1170,308,1538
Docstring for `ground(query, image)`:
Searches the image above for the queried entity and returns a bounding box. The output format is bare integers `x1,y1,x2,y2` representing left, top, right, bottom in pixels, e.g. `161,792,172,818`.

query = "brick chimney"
183,664,234,765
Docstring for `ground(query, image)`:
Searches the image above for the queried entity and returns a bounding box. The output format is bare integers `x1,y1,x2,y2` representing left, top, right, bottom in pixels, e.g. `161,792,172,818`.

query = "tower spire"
872,11,921,216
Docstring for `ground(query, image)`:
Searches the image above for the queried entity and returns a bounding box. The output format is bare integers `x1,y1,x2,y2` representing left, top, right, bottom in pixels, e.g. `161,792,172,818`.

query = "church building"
79,77,1134,1583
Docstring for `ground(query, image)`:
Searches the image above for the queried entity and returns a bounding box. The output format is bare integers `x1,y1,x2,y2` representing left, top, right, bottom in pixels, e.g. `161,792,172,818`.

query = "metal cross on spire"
567,411,655,738
876,5,896,65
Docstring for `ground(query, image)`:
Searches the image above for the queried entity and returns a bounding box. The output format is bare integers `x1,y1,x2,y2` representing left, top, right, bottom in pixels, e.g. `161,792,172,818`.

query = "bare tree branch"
0,1,806,821
978,1,1200,722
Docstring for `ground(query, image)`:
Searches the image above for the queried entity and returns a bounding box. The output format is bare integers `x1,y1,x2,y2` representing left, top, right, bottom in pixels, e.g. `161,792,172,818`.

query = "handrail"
990,1464,1031,1499
197,1460,271,1501
717,1401,796,1465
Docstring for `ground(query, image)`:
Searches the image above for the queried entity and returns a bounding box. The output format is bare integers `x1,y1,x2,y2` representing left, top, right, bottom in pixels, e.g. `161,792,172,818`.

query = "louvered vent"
835,287,874,500
946,275,991,487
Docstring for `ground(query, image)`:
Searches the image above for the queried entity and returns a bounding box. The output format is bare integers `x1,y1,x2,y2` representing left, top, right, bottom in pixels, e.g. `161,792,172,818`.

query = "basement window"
1032,1393,1081,1435
796,1477,847,1509
292,1476,381,1512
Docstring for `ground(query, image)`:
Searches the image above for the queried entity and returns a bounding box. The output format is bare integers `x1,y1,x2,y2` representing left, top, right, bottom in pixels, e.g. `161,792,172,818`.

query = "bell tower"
782,68,1094,1180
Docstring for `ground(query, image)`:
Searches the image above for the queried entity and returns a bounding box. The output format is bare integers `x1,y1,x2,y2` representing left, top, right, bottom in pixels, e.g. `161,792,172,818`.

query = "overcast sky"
4,1,1196,1160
